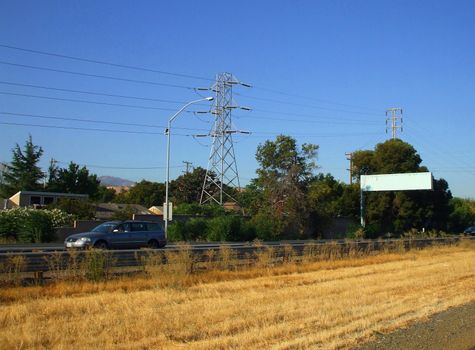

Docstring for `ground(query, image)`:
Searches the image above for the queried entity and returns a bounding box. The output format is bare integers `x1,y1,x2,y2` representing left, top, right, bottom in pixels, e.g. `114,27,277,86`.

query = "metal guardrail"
0,237,469,275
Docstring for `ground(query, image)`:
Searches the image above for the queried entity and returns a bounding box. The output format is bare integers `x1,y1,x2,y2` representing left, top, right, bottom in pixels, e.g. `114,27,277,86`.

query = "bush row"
167,215,281,242
0,208,72,243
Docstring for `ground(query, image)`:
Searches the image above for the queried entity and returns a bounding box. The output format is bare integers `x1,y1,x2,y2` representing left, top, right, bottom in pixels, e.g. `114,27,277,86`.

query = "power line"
0,80,207,105
0,119,381,140
248,131,381,138
0,121,194,136
0,43,384,114
0,81,377,124
235,92,382,116
250,85,383,112
0,111,210,132
55,160,184,170
0,61,195,90
234,111,380,124
0,43,213,82
0,91,197,112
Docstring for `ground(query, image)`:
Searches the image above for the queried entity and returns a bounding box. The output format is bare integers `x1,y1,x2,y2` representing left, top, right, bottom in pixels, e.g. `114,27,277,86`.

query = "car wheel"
147,239,159,249
94,241,108,249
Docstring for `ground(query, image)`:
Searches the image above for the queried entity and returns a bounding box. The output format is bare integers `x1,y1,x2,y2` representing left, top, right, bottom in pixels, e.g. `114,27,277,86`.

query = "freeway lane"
0,237,471,273
0,239,337,253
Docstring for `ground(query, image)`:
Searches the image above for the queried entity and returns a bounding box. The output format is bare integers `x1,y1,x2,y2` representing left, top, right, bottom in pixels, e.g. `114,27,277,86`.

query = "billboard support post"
360,187,365,228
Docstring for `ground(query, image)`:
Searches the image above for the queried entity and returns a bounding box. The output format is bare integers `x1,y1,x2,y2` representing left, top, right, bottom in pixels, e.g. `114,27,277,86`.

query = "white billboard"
360,172,433,192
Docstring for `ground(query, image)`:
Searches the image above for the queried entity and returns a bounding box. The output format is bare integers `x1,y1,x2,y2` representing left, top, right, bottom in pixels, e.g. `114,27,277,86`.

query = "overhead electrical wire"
0,43,382,112
250,85,383,113
234,92,382,117
55,160,184,170
0,81,205,105
0,111,210,132
0,121,191,136
0,120,383,139
0,81,380,125
0,43,214,82
0,91,197,112
0,61,195,90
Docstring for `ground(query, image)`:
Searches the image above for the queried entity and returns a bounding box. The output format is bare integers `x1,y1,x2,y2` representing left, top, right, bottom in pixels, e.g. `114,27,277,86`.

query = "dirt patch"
354,301,475,350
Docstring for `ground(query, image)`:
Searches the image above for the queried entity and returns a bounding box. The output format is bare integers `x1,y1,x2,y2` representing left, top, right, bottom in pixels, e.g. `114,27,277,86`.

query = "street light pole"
164,97,213,239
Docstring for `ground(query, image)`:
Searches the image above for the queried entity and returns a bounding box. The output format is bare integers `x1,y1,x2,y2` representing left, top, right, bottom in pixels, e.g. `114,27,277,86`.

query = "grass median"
0,240,473,349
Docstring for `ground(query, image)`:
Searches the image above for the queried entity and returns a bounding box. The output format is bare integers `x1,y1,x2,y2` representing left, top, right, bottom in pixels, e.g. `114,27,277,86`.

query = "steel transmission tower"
385,107,403,139
200,72,251,205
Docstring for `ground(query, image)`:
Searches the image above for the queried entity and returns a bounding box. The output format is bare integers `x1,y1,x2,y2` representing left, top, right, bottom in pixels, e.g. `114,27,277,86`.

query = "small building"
7,190,88,208
148,205,164,215
94,203,151,220
223,201,242,213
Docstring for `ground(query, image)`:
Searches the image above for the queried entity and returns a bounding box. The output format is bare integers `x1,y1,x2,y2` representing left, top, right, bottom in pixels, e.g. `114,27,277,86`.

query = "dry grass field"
0,242,473,350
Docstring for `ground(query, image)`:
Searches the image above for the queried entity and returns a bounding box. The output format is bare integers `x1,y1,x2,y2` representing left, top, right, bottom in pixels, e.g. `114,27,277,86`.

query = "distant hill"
98,176,136,187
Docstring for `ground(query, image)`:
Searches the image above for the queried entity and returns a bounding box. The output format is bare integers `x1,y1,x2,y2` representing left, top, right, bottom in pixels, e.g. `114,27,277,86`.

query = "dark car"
463,226,475,236
64,220,166,249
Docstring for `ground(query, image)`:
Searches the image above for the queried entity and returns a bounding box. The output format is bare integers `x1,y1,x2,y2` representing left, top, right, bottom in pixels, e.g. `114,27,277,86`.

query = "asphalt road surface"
354,301,475,350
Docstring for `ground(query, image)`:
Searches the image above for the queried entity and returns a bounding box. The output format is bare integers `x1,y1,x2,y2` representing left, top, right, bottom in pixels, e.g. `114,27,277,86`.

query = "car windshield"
91,223,117,233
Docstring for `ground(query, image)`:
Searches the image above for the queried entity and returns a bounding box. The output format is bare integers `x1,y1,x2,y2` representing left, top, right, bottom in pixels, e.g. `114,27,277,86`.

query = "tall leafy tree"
351,139,452,234
170,167,207,204
1,136,44,197
114,180,165,207
252,135,318,238
306,173,345,234
47,161,100,198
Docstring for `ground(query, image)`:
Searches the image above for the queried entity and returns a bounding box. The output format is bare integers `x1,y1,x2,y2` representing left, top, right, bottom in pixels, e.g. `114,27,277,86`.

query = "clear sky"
0,0,474,197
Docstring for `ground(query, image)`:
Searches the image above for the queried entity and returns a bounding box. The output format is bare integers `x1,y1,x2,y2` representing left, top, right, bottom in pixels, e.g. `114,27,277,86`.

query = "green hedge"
0,208,72,243
167,215,275,242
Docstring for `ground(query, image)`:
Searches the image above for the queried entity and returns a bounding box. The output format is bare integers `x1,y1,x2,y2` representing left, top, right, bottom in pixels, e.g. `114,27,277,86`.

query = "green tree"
352,139,452,235
449,198,475,232
306,173,345,235
114,180,165,207
47,161,100,198
252,135,318,238
1,136,44,197
49,198,96,220
170,167,207,204
95,186,116,202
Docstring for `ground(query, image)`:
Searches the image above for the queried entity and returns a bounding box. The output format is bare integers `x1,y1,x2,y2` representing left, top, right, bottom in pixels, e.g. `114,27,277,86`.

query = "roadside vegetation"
1,136,474,243
0,241,473,349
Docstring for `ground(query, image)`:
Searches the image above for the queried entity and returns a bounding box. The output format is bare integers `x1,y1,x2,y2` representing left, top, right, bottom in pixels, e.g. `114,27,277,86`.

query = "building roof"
11,191,89,199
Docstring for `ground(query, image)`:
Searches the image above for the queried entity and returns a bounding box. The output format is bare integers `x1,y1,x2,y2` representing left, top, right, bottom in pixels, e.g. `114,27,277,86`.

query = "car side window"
131,222,147,232
115,223,131,232
147,223,160,232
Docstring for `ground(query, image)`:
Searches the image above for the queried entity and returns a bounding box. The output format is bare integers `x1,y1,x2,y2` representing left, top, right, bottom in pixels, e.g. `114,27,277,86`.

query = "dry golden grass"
0,243,473,350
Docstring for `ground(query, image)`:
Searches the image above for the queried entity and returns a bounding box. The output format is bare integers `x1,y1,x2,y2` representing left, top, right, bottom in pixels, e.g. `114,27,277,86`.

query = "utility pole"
200,72,251,206
345,152,353,185
182,161,193,174
385,107,403,139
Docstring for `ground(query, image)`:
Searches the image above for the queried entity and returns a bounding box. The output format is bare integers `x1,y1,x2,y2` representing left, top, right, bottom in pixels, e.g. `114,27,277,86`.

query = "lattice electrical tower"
200,72,251,205
385,107,403,139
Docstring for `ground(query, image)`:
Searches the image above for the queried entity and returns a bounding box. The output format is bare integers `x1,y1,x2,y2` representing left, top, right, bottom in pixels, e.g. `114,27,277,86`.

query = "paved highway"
0,237,470,273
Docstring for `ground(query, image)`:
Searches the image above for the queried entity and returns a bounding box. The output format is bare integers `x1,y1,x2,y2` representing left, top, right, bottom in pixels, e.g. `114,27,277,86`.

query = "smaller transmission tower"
385,107,403,139
200,72,251,205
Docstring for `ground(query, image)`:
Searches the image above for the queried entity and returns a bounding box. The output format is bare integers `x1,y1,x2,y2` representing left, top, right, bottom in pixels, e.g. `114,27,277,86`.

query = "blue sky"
0,0,474,197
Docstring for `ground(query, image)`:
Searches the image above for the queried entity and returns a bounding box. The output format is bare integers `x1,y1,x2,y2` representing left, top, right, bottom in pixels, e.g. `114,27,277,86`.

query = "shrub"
207,216,240,241
18,210,56,243
0,208,71,243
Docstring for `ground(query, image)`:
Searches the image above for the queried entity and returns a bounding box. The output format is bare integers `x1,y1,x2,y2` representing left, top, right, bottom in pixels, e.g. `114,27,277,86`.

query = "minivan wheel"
147,239,159,249
94,241,108,250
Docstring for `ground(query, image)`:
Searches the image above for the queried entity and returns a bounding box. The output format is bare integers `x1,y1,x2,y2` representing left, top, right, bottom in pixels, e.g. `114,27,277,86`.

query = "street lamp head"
205,96,214,101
